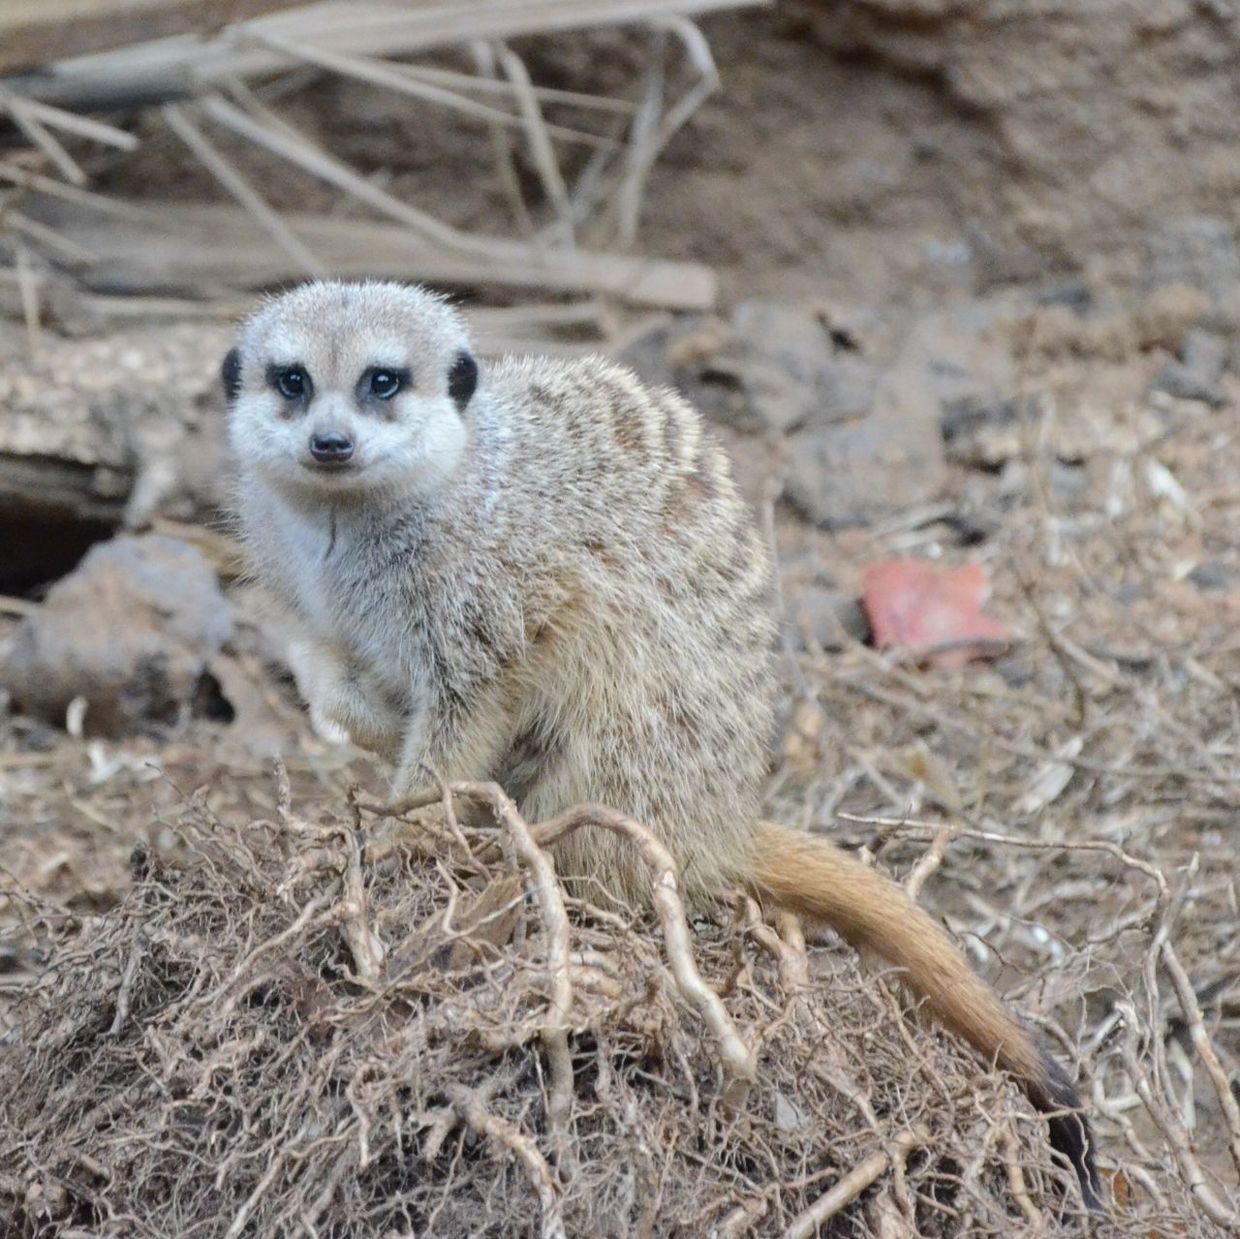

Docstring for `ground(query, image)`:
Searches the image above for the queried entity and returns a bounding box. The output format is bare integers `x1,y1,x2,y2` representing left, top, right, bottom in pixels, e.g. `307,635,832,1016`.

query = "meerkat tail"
750,821,1103,1211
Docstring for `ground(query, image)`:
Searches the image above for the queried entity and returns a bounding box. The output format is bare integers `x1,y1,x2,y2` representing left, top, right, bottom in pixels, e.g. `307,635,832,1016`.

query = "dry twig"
782,1126,929,1239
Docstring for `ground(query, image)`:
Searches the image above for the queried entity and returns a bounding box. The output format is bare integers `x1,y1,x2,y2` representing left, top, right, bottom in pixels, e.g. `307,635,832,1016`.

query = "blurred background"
0,2,1237,1234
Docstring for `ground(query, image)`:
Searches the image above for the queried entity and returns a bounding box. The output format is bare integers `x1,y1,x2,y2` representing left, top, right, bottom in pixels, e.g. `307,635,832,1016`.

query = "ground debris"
0,779,1112,1238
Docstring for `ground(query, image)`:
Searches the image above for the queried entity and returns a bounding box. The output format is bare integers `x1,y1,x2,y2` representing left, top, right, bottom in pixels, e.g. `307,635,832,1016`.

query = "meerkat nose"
309,432,354,464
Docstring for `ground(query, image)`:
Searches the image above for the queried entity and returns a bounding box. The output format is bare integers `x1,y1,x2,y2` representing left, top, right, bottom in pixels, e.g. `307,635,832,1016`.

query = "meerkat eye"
368,369,405,400
273,366,309,400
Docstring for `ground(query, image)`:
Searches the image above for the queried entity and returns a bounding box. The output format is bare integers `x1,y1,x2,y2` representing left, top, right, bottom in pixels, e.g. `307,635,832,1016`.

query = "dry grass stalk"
0,92,138,150
447,1084,567,1239
253,34,616,151
452,782,576,1150
2,0,769,106
1,1,757,305
0,159,158,218
198,90,483,255
1159,940,1240,1181
2,97,87,184
161,102,324,277
364,783,758,1110
13,239,41,352
4,212,94,262
0,0,303,76
42,201,719,308
1115,1001,1237,1229
398,62,641,117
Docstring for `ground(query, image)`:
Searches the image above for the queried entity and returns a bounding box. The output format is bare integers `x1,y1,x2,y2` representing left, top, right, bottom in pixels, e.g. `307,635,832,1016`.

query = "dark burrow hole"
0,509,120,595
192,671,236,725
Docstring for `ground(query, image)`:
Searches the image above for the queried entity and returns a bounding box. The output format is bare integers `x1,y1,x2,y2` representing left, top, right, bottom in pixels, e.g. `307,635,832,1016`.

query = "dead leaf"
861,558,1012,669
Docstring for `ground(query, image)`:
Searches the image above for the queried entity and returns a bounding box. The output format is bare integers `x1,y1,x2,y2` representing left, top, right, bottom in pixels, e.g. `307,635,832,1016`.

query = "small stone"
784,410,946,527
1181,327,1229,381
1188,560,1236,591
1151,361,1225,407
941,395,1021,468
1148,324,1229,406
789,588,871,651
1049,462,1089,504
1036,280,1093,314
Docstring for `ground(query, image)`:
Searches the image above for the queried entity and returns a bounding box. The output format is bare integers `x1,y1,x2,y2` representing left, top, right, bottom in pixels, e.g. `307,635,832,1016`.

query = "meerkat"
223,280,1102,1211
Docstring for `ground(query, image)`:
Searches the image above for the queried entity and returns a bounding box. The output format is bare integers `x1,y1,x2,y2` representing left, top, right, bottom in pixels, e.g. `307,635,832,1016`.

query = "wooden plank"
0,1,304,76
37,200,718,310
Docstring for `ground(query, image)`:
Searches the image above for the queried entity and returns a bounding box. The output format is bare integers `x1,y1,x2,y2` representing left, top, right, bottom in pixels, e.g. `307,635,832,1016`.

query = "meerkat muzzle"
308,432,354,464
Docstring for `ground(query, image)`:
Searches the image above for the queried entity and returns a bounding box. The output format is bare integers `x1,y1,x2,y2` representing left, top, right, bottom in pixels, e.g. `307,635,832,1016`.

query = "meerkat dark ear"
221,348,242,404
447,350,478,411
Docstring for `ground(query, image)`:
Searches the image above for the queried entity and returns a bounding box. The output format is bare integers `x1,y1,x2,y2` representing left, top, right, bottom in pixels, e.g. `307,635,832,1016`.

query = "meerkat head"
222,280,478,502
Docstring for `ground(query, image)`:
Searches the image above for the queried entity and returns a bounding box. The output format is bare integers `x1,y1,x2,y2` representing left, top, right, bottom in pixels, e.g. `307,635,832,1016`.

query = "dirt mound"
2,774,1102,1238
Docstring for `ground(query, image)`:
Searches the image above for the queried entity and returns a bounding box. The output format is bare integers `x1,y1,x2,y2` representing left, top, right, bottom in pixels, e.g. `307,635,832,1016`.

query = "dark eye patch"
221,348,241,403
448,351,478,410
269,364,311,402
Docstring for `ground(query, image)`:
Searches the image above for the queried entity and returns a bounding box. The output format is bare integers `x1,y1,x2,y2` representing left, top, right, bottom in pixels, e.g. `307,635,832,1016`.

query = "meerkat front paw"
284,636,406,757
308,702,352,747
285,637,352,744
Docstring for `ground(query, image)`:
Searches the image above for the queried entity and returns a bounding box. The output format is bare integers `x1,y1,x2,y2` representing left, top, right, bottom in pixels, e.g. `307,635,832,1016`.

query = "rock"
783,310,967,526
1188,560,1238,592
2,534,233,735
615,315,749,428
1151,327,1229,407
1151,363,1226,407
788,587,871,651
617,303,878,436
941,395,1020,468
0,320,232,592
728,301,876,434
784,410,943,527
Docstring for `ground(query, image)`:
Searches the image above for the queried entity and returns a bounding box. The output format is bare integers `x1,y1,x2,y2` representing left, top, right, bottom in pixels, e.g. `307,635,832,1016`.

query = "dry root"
0,772,1232,1236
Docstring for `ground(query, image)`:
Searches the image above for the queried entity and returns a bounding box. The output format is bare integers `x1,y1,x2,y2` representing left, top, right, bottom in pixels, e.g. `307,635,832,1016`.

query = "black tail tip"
1039,1050,1106,1213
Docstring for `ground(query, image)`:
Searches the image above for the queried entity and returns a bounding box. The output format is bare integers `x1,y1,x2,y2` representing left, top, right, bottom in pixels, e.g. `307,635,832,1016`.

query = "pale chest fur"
245,485,426,708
